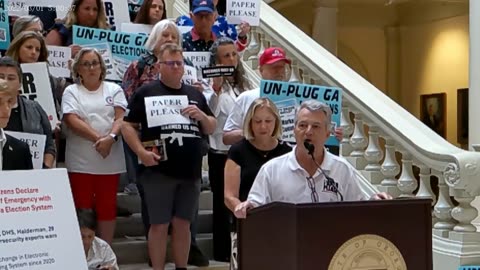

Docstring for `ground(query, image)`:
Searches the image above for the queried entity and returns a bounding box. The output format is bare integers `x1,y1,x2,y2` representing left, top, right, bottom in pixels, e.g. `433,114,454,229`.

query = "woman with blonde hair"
6,31,49,63
224,97,292,269
45,0,109,55
62,48,127,244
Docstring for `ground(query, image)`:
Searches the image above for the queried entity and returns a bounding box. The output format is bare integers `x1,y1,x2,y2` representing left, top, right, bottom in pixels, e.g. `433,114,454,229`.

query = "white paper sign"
226,0,261,26
103,0,130,31
182,65,198,86
47,46,71,78
121,23,153,35
5,131,46,169
20,62,59,129
275,99,297,142
183,52,210,70
145,95,190,128
0,169,88,269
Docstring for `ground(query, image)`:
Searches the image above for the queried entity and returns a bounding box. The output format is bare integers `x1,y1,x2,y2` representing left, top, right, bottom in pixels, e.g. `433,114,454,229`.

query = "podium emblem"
328,234,407,270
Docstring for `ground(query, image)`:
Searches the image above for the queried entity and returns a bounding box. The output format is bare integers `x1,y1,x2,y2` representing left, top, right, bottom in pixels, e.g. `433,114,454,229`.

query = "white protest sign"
5,131,46,169
20,62,59,129
275,99,297,142
182,65,198,86
103,0,130,31
0,169,88,269
47,46,71,78
145,95,190,128
226,0,260,26
121,23,152,35
183,51,210,70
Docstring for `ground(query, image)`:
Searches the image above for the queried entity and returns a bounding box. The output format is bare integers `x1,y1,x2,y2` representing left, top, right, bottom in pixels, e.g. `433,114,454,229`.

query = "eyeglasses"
80,61,100,69
306,176,319,203
33,29,47,36
159,61,184,67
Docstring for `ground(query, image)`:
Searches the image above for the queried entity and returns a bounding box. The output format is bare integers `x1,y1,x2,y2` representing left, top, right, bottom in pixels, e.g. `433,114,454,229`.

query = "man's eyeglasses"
159,61,184,67
80,61,100,69
306,176,319,203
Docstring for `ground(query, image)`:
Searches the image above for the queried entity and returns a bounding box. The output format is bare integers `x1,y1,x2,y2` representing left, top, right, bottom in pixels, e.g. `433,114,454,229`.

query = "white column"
469,0,480,149
385,26,401,102
311,0,338,55
469,0,480,232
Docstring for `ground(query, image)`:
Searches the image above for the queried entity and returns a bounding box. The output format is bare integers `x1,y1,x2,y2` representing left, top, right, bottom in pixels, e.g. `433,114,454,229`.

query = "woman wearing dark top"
224,97,291,269
133,0,166,25
45,0,109,55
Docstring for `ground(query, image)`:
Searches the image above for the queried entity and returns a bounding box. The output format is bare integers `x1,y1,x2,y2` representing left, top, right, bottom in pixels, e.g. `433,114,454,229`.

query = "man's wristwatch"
109,133,118,142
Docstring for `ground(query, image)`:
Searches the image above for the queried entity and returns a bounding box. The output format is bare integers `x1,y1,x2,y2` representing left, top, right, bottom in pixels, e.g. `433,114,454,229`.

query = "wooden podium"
238,199,432,270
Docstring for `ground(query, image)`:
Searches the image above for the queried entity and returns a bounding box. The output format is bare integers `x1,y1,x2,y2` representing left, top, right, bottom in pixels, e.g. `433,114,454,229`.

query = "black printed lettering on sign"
22,73,37,101
201,66,235,78
104,2,115,26
0,1,4,10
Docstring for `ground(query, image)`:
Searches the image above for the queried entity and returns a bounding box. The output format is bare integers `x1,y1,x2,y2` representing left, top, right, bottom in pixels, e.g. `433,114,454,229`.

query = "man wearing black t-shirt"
122,43,216,270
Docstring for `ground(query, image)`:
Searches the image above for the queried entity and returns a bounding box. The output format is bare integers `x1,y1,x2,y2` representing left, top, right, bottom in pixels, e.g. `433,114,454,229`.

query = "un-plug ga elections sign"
260,80,342,153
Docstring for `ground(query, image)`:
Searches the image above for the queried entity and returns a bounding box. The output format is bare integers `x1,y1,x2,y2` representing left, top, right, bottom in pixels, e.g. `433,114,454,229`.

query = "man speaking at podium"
234,100,390,218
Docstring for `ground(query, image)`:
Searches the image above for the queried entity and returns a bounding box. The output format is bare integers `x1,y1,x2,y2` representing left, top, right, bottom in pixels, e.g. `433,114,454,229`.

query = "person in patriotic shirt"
177,0,250,52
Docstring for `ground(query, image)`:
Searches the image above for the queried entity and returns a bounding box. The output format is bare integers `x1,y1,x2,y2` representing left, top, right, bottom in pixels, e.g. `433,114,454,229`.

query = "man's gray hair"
295,100,333,128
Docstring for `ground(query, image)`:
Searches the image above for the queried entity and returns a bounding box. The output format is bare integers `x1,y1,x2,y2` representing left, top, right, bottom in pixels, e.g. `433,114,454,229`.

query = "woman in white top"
206,37,253,262
62,48,127,245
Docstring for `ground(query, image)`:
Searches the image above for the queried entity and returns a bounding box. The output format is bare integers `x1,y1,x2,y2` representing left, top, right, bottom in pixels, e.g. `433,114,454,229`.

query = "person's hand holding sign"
182,105,208,122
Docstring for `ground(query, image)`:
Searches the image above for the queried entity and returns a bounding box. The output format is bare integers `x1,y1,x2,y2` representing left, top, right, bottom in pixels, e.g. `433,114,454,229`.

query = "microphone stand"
304,142,344,202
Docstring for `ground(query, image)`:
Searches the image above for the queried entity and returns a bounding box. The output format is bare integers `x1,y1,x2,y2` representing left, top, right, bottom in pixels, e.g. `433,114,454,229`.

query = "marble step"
115,210,213,238
112,234,214,265
117,191,213,215
120,261,229,270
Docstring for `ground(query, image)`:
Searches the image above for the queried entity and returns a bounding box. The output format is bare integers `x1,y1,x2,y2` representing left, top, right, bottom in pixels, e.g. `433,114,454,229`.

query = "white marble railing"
171,0,480,268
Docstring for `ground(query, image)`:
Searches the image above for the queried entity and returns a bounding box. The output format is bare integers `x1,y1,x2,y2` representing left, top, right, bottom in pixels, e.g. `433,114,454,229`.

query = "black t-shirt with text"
228,139,292,201
124,80,213,179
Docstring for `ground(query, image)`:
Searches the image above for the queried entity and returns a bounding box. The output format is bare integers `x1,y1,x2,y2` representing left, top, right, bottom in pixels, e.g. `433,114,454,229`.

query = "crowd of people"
0,0,392,269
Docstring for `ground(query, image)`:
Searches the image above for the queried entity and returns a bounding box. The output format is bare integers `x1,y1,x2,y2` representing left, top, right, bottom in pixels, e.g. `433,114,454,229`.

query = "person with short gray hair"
233,99,392,217
12,15,44,38
295,100,333,130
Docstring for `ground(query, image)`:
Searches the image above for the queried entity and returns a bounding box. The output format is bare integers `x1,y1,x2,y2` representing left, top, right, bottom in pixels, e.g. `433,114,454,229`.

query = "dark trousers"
208,150,231,262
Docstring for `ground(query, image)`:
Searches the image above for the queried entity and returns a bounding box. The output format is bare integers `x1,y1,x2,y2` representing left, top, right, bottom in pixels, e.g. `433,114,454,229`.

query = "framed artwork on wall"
420,93,446,138
457,88,468,146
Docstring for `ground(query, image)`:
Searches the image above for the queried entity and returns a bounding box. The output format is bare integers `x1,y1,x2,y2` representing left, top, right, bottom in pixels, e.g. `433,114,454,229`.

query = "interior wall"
338,27,387,92
399,15,469,145
274,1,468,146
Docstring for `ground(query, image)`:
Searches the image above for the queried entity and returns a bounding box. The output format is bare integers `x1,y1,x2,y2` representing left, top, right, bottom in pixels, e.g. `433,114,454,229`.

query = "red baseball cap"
259,47,291,66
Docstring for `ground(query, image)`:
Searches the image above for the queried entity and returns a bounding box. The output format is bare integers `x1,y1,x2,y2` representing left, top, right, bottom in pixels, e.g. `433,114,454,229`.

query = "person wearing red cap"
223,47,291,145
223,47,343,146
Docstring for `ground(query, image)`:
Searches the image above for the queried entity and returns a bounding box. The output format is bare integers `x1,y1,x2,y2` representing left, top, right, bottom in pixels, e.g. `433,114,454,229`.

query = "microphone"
303,140,315,155
303,140,344,201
